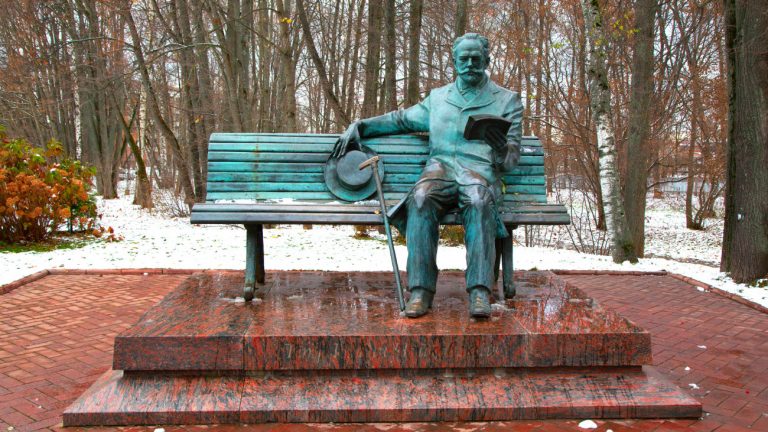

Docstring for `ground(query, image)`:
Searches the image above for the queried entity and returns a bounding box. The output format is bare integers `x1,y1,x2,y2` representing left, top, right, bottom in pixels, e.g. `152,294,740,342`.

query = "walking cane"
359,156,406,311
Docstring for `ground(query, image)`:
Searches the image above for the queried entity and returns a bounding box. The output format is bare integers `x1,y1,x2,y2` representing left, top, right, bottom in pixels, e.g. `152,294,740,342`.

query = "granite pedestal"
64,271,701,425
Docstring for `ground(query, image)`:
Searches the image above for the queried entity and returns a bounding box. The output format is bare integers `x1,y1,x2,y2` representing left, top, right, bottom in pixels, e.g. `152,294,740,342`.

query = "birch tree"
582,0,638,263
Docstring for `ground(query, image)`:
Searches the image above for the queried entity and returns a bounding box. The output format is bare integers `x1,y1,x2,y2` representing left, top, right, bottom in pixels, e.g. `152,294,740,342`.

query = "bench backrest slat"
205,133,547,204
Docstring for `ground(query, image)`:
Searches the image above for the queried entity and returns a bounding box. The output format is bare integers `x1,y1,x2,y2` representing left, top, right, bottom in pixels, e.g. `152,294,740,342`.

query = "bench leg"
502,225,515,299
244,224,265,301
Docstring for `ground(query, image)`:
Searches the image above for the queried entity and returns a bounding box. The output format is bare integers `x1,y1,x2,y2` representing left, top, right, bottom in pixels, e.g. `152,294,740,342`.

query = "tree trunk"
135,84,153,208
405,0,423,107
361,1,383,118
721,0,768,283
382,0,397,112
345,0,366,118
276,0,298,132
623,0,658,257
256,0,272,132
455,0,468,37
582,0,638,263
685,75,699,229
118,99,153,209
173,0,205,202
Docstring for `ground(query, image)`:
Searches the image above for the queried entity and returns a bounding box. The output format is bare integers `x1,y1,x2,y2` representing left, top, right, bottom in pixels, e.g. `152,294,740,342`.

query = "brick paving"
0,271,766,431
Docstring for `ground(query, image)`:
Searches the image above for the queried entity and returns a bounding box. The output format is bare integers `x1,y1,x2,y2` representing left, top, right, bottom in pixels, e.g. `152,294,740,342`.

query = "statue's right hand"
331,121,362,159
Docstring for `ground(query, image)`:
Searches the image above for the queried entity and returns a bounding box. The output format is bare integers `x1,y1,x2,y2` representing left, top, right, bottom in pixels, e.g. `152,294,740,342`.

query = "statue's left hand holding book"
464,114,513,153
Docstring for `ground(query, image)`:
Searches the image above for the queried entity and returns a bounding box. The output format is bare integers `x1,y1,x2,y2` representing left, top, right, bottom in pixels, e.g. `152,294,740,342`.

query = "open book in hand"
463,114,512,142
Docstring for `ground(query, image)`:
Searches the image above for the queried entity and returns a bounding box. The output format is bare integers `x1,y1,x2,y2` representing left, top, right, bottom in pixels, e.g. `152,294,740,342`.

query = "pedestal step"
114,271,651,371
63,366,701,426
65,271,700,426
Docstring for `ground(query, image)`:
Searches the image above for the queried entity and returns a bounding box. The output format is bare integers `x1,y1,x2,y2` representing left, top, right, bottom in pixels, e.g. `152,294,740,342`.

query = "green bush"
0,126,97,243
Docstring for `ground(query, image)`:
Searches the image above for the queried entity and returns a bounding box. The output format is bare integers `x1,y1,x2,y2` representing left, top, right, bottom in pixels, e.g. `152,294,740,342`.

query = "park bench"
190,133,570,300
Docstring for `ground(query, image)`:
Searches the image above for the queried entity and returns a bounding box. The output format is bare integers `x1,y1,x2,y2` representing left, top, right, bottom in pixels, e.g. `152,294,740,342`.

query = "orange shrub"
0,127,97,243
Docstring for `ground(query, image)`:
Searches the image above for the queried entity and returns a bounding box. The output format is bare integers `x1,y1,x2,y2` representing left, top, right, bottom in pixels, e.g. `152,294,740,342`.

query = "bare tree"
582,0,638,263
455,0,468,37
623,0,659,257
296,0,348,127
721,0,768,283
405,0,423,107
382,0,398,112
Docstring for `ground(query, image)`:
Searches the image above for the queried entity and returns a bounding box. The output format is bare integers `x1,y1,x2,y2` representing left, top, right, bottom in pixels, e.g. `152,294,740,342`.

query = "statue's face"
453,39,488,87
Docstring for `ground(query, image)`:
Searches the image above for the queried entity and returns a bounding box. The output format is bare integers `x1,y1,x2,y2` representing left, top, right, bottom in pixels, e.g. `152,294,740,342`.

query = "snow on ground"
1,191,765,309
644,196,724,266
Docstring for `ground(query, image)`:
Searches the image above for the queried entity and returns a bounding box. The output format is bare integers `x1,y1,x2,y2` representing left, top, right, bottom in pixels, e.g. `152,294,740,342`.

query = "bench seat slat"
206,182,547,195
207,142,545,156
209,143,431,155
190,210,570,226
210,133,543,146
192,203,568,214
208,152,420,164
207,151,545,166
205,191,548,203
208,162,547,176
207,172,547,185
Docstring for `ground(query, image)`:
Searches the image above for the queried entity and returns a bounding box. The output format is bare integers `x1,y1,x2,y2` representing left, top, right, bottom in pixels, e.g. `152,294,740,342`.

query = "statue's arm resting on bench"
332,96,431,158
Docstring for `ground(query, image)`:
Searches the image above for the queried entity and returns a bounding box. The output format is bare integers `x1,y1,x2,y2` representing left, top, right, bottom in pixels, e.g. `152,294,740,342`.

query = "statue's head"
452,33,490,87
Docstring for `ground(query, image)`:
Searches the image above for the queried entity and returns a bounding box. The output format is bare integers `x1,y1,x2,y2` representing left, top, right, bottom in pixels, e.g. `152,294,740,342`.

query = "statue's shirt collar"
446,76,498,110
457,74,488,96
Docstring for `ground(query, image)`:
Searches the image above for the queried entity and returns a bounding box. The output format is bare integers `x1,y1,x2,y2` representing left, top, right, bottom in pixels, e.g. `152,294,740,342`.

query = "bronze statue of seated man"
332,33,522,318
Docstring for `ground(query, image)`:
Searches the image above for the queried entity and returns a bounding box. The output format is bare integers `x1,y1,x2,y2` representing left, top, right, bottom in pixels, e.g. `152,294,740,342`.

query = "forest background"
0,0,765,283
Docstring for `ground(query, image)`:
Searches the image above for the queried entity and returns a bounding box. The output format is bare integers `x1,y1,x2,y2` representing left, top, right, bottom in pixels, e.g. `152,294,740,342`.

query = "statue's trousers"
405,180,497,293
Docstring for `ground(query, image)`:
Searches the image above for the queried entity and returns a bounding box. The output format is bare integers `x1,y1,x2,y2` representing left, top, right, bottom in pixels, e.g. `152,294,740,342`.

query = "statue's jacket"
359,78,524,237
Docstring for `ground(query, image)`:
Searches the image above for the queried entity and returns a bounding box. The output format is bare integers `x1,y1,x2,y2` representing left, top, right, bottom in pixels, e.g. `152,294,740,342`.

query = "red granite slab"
63,366,701,426
113,271,652,371
113,273,252,371
63,370,242,426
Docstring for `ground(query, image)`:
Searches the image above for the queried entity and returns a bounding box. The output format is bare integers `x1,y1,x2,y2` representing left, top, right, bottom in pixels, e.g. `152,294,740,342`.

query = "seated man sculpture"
332,33,522,318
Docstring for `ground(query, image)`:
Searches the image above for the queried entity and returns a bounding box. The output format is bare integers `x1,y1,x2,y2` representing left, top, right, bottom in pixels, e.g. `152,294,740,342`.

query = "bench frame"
191,133,569,301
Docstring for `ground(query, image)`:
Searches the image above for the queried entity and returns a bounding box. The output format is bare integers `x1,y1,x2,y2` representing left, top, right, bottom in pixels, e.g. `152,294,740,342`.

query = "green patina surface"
204,133,548,205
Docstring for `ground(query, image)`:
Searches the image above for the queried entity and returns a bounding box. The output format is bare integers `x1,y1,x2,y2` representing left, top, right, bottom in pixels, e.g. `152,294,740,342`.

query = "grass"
0,232,96,253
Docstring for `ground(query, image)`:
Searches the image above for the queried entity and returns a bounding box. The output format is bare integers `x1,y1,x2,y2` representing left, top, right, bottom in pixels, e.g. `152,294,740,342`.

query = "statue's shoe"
404,288,434,318
469,286,492,318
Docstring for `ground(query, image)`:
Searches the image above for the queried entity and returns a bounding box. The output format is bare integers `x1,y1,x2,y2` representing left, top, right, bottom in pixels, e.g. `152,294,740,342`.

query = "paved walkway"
0,271,766,431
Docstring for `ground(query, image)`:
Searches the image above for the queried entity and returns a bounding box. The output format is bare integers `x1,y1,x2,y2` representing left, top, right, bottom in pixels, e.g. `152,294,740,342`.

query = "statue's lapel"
445,84,466,109
463,81,498,111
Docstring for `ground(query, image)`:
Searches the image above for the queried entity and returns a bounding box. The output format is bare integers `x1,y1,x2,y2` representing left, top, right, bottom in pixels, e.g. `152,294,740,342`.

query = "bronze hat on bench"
324,144,385,202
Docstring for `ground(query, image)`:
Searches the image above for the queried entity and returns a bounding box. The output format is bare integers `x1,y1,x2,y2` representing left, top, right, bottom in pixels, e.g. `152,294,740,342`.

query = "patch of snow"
689,383,700,390
578,419,598,429
698,345,707,349
491,303,512,312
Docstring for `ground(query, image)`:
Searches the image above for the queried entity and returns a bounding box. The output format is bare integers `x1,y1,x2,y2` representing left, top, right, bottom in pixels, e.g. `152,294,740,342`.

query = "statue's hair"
452,33,491,63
